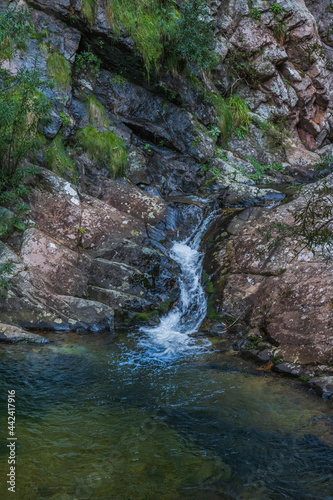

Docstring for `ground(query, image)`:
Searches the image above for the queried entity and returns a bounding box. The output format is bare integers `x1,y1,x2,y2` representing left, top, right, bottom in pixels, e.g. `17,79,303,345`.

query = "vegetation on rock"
106,0,216,73
208,93,250,146
76,126,128,177
0,6,52,295
47,51,72,88
44,135,77,182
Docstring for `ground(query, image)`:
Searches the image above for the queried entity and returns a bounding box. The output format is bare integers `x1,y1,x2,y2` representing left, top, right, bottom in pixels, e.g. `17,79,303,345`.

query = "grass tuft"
86,95,111,128
76,126,128,177
209,94,250,146
44,135,77,182
106,0,177,73
81,0,95,25
46,51,71,88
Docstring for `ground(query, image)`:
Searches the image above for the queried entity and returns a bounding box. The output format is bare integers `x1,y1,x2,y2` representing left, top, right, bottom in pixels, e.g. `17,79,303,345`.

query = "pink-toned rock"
80,194,147,250
229,18,275,52
86,177,167,222
217,178,333,365
21,228,87,296
28,168,81,250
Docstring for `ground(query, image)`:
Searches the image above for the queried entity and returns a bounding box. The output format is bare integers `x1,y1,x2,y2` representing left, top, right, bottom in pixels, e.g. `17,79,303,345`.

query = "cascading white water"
136,212,217,363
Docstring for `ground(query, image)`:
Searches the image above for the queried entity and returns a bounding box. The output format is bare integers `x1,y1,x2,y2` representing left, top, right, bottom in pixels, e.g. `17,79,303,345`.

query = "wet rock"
308,376,333,399
54,296,114,332
41,109,63,139
273,363,305,378
126,147,152,185
207,158,285,207
94,70,215,162
0,324,49,344
31,9,81,63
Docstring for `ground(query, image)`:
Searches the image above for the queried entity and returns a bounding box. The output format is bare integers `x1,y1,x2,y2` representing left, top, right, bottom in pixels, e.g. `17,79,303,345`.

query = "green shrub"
75,49,101,75
246,157,285,181
226,47,260,88
251,8,261,20
47,51,71,88
315,154,333,172
106,0,216,74
0,6,33,63
0,258,14,298
0,7,53,296
271,3,284,17
266,180,333,258
172,0,218,72
76,127,128,177
270,3,288,43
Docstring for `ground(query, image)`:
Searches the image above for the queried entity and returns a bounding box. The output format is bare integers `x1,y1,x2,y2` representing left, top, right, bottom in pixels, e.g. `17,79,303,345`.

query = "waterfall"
135,211,217,364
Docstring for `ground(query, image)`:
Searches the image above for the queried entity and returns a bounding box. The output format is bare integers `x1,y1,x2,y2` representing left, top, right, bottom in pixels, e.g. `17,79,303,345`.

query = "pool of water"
0,330,332,500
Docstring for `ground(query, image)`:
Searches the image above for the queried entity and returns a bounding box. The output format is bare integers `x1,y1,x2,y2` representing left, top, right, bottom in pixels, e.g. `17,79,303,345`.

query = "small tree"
0,6,52,295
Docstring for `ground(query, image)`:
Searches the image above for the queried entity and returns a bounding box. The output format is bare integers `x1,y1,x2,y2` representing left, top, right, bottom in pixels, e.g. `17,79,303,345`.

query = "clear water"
0,334,333,500
0,215,333,499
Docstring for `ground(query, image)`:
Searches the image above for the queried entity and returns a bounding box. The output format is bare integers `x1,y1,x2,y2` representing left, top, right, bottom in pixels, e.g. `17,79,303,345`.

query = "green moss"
81,0,95,25
202,270,214,294
86,95,111,128
44,136,77,182
47,51,71,88
133,310,160,324
202,270,220,321
76,126,128,177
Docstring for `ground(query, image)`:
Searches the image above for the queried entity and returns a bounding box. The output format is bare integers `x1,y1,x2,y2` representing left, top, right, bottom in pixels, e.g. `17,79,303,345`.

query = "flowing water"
0,212,333,500
134,212,216,364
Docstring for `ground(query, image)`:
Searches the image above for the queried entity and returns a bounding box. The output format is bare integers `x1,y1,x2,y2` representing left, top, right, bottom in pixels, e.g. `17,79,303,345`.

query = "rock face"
212,0,333,152
1,0,333,361
0,167,180,331
206,176,333,366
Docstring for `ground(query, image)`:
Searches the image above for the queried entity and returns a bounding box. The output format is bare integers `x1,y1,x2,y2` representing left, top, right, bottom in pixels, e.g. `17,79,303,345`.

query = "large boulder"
208,176,333,365
0,167,179,330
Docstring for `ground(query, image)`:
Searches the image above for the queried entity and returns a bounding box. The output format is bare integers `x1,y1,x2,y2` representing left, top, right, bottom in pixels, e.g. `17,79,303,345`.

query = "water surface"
1,212,332,500
0,331,332,500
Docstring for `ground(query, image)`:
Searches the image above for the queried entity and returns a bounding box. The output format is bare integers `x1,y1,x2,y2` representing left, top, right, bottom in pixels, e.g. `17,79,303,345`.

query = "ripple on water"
1,332,332,499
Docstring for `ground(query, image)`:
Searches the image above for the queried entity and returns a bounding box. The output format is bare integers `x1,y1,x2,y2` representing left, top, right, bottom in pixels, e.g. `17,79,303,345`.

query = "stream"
0,208,333,499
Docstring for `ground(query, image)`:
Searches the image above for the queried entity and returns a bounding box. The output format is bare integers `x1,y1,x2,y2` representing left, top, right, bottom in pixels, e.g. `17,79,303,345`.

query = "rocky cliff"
0,0,332,385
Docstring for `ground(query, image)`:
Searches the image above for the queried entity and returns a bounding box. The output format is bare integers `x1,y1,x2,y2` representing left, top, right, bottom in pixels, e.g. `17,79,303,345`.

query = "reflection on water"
0,332,332,500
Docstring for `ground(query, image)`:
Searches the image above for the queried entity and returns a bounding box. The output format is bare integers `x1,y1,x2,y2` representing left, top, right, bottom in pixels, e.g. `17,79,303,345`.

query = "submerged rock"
308,377,333,399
